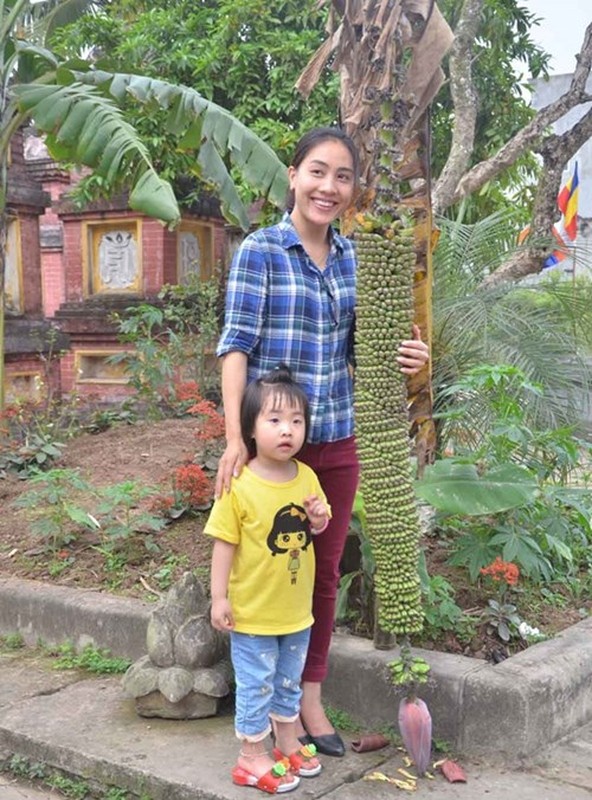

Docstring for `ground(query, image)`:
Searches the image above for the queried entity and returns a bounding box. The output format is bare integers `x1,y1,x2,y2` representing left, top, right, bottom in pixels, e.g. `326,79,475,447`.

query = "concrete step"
2,576,592,799
0,774,65,800
2,654,592,799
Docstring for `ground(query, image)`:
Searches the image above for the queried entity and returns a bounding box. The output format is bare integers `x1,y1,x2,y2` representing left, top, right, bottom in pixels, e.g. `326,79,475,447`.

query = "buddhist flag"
518,224,568,269
542,223,568,269
557,162,579,241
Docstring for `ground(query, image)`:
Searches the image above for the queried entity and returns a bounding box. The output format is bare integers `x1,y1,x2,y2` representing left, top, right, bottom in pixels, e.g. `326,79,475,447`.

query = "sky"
525,0,592,75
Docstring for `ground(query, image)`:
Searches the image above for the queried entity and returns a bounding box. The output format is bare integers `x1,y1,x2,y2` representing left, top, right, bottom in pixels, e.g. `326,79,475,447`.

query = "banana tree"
0,0,288,410
297,0,453,643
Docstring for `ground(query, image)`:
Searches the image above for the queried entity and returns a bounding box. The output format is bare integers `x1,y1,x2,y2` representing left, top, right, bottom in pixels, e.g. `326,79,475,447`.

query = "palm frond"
433,213,592,447
67,69,289,230
16,0,95,43
13,81,180,225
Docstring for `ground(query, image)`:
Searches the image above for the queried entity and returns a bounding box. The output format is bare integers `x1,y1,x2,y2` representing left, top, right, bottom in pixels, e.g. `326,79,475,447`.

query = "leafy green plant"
108,304,177,418
424,365,592,584
103,789,131,800
47,773,90,799
13,469,99,551
91,547,129,589
83,406,137,434
479,558,523,643
95,481,167,552
415,460,538,516
159,276,222,395
0,632,25,650
152,554,190,590
48,554,76,577
482,598,522,643
419,567,464,637
49,642,131,675
433,214,592,444
7,754,32,777
0,432,65,477
3,753,136,800
109,275,222,418
324,705,361,733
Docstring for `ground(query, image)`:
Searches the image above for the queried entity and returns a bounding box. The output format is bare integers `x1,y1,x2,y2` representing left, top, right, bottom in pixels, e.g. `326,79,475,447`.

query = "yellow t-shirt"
204,460,329,635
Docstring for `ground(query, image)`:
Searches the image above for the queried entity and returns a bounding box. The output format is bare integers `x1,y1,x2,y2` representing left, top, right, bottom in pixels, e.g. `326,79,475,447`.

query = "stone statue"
122,572,231,719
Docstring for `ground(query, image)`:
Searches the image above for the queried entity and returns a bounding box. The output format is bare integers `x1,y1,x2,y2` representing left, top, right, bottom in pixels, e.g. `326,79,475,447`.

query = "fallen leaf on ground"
364,772,417,791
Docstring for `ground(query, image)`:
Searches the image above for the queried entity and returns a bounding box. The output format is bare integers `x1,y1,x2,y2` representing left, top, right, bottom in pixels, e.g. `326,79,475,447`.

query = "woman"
215,127,429,757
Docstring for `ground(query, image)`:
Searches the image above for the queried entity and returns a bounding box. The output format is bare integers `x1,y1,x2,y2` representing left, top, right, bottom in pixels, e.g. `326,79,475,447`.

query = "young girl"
215,126,429,757
206,364,330,794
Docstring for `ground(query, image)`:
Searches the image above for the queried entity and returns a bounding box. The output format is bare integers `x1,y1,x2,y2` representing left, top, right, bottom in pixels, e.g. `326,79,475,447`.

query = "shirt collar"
279,213,345,254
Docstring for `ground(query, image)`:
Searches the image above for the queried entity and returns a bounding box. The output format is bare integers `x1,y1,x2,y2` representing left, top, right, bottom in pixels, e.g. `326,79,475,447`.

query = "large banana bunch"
354,219,423,635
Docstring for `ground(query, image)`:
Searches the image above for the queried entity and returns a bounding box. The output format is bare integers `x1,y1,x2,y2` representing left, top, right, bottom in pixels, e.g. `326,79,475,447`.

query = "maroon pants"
298,435,360,682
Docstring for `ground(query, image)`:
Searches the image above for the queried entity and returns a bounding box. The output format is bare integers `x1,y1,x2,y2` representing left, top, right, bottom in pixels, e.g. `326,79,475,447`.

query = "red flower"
150,494,175,514
480,557,520,586
174,381,202,402
187,399,225,441
173,463,213,507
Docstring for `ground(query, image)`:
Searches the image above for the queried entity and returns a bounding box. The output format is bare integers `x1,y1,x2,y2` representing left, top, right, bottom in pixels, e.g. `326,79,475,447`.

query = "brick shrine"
4,130,230,406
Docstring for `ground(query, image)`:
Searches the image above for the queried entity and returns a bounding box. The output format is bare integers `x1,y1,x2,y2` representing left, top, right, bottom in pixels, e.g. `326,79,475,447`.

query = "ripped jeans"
230,628,311,741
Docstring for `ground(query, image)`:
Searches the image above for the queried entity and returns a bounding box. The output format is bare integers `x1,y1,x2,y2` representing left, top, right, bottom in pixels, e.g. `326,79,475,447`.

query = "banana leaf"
67,70,289,230
415,460,538,515
13,82,181,226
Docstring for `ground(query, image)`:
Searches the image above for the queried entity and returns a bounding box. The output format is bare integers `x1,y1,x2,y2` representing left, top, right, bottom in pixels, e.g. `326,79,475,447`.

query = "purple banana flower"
398,695,432,776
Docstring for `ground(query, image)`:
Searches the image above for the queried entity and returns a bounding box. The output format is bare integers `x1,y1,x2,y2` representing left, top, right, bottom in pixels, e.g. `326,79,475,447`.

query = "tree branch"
432,0,483,216
481,104,592,287
443,21,592,211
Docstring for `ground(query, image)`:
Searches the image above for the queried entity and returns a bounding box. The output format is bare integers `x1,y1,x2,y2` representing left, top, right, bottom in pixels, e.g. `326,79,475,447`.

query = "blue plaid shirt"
217,215,357,443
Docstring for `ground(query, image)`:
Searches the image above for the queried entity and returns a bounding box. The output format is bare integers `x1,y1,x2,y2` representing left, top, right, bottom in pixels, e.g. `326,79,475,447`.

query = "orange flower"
173,463,213,507
174,381,202,402
187,399,225,441
480,557,520,586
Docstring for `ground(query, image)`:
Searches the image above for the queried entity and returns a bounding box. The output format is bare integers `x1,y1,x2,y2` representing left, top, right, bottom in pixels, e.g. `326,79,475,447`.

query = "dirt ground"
0,418,215,600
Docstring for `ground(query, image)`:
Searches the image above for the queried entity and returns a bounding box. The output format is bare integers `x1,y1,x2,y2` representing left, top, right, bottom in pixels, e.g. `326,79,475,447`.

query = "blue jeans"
230,628,311,741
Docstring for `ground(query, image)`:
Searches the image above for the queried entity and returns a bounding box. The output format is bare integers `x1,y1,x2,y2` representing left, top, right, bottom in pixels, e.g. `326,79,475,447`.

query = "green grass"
0,632,25,650
48,642,131,674
1,754,151,799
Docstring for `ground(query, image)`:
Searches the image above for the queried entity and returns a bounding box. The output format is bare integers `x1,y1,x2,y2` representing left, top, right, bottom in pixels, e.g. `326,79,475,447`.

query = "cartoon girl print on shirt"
266,503,313,585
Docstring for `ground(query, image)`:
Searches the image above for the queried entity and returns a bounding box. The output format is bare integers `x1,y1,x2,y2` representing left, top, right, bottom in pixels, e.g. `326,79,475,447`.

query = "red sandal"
272,743,322,777
231,761,300,794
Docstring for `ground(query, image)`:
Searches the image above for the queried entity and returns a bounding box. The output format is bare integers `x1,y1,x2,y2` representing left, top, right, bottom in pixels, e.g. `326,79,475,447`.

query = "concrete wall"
2,577,592,758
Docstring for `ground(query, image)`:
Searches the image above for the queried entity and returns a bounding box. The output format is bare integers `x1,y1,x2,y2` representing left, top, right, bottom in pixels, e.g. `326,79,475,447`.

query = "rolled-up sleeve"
217,236,268,357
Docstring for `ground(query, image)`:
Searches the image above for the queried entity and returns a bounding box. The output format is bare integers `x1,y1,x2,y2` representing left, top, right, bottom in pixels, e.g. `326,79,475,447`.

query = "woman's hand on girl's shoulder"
215,439,249,497
397,324,429,375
